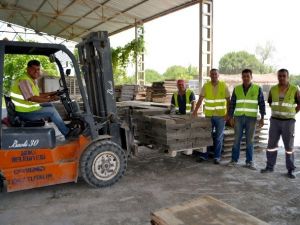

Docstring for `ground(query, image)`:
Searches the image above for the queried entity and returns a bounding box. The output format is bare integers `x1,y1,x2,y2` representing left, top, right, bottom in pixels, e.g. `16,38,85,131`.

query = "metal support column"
199,0,213,88
135,23,145,86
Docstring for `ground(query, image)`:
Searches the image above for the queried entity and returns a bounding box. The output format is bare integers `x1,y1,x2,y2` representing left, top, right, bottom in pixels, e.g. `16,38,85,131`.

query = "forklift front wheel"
80,140,127,188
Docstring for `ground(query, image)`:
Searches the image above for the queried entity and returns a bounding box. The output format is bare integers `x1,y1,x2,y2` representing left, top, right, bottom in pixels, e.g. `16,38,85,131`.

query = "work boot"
214,159,221,165
227,160,238,167
287,170,296,179
244,162,257,170
260,167,274,173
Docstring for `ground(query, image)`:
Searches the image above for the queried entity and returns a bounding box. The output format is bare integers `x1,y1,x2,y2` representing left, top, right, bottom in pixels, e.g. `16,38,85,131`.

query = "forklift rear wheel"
80,140,127,187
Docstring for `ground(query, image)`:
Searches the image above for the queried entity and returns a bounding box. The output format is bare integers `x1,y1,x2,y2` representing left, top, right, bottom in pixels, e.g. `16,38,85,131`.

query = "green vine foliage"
111,32,145,84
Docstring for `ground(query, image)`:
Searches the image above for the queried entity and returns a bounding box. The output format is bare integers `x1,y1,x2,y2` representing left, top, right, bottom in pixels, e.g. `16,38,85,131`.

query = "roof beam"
0,3,89,36
25,0,48,29
55,0,139,38
70,0,149,40
39,0,78,33
109,0,199,36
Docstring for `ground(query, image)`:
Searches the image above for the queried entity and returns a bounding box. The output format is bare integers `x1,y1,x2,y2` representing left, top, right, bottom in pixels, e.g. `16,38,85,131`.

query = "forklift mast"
76,31,121,145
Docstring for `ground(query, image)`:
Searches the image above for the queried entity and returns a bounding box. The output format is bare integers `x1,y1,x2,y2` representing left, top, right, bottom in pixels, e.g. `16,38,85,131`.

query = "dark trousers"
266,118,296,171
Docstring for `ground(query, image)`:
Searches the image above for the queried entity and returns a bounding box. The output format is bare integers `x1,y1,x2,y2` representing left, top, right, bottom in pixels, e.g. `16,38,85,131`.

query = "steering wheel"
56,88,68,96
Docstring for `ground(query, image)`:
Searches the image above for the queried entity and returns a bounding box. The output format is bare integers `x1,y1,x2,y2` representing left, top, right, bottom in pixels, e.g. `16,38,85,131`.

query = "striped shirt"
19,79,39,100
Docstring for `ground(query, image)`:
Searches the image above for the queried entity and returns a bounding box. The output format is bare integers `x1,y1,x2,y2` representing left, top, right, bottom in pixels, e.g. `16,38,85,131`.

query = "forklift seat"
4,95,45,127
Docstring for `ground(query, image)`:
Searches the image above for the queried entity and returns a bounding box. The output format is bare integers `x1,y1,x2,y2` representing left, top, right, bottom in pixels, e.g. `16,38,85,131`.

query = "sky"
110,0,300,75
1,0,300,75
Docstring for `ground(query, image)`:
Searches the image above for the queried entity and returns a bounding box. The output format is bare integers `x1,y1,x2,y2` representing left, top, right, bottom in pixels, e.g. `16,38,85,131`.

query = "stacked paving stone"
221,118,269,158
136,114,212,152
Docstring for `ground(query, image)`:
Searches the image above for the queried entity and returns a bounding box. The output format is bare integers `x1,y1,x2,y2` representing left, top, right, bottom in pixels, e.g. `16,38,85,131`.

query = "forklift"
0,31,134,192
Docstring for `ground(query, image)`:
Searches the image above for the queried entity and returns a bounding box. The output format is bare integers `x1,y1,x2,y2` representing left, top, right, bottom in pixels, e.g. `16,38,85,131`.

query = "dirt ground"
0,146,299,225
0,111,299,225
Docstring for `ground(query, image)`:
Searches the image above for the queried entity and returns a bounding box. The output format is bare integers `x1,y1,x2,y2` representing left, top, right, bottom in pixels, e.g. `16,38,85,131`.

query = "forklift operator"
10,59,79,139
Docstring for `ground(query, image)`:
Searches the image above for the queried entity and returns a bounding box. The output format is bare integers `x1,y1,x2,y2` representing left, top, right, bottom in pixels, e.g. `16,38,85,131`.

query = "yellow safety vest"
10,74,42,112
234,84,259,118
270,84,297,119
203,81,227,117
174,88,192,112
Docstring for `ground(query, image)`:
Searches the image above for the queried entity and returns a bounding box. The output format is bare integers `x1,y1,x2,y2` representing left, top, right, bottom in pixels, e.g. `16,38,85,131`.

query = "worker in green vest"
261,69,300,179
227,69,265,169
192,69,230,164
10,59,80,139
171,79,196,114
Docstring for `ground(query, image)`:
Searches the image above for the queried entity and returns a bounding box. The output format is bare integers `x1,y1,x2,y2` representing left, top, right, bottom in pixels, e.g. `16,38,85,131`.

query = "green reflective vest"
10,74,42,112
234,84,259,118
174,88,192,112
203,81,227,117
270,84,297,119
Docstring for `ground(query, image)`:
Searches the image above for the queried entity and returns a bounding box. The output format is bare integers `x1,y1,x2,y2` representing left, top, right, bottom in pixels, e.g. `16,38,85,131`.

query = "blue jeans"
17,103,69,136
231,116,257,163
211,116,225,160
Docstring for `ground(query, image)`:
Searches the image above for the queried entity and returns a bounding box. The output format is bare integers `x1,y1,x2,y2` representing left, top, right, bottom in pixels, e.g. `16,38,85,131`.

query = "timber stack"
119,85,139,101
151,80,177,103
114,85,122,101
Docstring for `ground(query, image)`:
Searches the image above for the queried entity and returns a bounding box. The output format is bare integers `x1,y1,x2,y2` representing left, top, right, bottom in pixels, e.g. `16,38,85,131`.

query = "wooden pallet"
166,147,207,157
151,195,268,225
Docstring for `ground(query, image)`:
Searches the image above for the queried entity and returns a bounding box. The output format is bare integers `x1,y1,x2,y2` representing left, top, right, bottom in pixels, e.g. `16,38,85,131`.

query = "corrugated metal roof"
0,0,199,41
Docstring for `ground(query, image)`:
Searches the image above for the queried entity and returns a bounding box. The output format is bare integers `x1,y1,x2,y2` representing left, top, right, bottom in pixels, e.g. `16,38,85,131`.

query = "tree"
290,75,300,86
163,65,193,80
186,65,198,78
256,41,275,65
256,41,276,74
145,69,162,83
219,51,263,74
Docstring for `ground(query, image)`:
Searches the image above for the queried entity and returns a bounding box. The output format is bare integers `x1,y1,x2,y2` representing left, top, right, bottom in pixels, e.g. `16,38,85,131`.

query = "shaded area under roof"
0,0,199,41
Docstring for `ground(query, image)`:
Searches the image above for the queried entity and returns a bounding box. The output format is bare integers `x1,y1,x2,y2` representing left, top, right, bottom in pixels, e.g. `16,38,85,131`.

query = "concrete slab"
0,147,299,225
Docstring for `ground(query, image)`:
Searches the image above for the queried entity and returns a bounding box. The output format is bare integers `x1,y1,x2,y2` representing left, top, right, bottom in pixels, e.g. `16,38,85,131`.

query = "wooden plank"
151,195,268,225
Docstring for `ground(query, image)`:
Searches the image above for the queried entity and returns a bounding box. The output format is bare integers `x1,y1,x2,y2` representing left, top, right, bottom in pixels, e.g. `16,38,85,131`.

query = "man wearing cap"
261,68,300,179
227,69,265,169
192,68,230,164
170,79,196,115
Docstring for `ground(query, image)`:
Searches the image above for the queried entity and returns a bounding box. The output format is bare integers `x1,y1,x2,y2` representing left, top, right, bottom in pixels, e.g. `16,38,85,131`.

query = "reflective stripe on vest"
174,88,192,111
234,84,259,117
10,75,42,112
270,84,297,119
203,81,227,117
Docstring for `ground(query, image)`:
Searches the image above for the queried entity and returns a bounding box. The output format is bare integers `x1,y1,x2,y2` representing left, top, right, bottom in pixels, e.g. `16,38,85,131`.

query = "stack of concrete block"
137,115,212,154
221,118,269,158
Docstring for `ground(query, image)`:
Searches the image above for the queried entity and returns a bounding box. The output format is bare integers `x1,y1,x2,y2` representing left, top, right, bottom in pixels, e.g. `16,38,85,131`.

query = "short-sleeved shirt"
268,85,300,105
200,82,230,116
171,90,196,114
200,82,230,98
19,79,38,100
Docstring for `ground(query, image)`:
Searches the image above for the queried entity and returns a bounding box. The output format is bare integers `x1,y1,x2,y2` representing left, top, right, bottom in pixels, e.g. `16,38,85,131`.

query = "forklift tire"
80,140,127,188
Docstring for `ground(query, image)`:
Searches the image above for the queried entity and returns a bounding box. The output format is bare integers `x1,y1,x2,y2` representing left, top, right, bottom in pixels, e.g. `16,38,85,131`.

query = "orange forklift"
0,31,134,192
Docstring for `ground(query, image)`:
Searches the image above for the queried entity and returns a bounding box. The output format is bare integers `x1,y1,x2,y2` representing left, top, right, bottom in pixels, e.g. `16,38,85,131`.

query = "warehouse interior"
0,1,299,225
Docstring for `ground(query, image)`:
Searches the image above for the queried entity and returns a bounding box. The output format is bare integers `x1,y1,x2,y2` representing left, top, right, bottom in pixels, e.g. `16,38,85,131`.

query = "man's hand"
49,95,60,102
258,118,264,128
224,114,230,122
192,110,198,118
229,118,234,127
